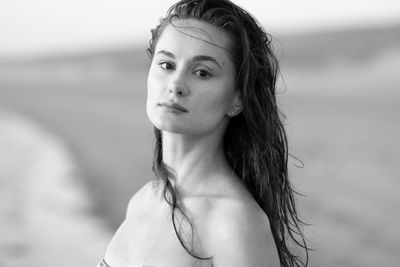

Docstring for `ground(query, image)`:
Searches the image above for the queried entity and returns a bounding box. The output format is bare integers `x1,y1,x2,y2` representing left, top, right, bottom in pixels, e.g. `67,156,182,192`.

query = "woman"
99,0,308,266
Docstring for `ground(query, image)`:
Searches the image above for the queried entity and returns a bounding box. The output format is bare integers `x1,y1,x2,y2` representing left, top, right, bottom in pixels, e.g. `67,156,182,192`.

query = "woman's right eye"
159,61,175,71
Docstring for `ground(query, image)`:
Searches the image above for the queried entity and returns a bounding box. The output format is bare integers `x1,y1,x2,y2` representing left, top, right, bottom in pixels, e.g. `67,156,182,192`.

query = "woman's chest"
104,202,212,267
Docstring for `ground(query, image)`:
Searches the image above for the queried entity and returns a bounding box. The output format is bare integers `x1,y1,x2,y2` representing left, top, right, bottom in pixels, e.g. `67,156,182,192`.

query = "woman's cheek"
204,89,233,115
147,72,162,99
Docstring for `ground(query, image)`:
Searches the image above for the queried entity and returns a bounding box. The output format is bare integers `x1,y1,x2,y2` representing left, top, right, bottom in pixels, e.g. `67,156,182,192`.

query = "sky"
0,0,399,57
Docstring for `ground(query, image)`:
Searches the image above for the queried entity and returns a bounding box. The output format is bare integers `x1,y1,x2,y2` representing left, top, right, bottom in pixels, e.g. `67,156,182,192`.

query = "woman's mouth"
159,102,188,113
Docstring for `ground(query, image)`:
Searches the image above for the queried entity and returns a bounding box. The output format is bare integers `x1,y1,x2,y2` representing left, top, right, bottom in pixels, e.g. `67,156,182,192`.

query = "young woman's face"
147,19,240,136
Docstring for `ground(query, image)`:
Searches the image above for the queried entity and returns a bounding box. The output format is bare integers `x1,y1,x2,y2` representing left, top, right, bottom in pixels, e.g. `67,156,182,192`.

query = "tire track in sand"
0,108,111,267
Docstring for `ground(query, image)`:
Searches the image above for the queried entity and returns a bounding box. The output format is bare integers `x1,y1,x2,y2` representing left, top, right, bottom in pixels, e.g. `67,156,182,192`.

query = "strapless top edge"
97,258,154,267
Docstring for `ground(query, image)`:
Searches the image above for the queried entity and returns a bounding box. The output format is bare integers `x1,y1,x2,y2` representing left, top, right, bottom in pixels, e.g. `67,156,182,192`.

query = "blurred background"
0,0,399,266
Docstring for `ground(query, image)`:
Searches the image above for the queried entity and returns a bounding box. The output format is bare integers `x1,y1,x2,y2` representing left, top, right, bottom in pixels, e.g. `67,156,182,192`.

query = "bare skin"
104,178,279,267
103,19,280,267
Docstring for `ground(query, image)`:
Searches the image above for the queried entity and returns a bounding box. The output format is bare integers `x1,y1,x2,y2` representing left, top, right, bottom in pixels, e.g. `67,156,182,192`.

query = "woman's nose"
168,72,189,97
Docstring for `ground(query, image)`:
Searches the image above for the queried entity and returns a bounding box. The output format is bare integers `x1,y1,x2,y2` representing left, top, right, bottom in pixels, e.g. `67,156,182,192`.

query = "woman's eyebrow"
156,50,175,58
192,55,222,70
156,50,222,70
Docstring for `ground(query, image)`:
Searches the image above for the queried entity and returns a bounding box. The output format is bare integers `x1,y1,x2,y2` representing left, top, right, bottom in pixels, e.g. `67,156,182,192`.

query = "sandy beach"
0,109,111,267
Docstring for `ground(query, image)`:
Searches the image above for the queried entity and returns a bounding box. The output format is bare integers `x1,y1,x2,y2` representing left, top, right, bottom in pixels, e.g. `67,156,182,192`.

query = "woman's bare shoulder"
126,180,157,217
204,195,280,266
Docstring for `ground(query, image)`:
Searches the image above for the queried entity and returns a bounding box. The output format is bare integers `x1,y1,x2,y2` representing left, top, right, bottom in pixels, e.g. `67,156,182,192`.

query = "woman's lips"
159,102,188,113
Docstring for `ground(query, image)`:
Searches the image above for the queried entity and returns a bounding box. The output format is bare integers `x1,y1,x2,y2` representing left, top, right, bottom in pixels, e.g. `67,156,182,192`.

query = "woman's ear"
227,93,242,117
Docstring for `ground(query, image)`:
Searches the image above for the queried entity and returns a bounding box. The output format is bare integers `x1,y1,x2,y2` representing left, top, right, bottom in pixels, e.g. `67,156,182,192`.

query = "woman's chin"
151,121,188,134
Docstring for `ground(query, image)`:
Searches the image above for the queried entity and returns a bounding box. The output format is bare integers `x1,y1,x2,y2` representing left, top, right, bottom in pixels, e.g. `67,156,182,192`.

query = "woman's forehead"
155,19,233,57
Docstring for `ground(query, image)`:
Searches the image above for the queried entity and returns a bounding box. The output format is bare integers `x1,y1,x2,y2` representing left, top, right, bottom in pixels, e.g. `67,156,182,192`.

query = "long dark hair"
146,0,309,266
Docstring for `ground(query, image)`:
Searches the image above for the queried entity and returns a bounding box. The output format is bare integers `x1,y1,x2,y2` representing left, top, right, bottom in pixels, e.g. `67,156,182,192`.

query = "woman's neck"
161,131,230,197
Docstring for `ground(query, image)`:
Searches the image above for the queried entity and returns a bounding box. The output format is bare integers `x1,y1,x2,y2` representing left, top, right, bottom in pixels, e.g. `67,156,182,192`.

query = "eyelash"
158,61,213,79
159,61,175,71
193,69,212,79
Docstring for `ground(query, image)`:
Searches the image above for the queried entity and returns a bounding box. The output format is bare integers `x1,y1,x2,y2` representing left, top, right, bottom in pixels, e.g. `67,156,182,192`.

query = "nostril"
169,84,186,96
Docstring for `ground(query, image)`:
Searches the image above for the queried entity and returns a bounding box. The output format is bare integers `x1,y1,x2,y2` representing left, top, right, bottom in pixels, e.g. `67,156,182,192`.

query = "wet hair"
146,0,309,266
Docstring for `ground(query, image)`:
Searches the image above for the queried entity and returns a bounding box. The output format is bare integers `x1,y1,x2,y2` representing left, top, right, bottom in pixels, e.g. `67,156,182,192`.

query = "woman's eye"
194,69,212,79
159,62,175,71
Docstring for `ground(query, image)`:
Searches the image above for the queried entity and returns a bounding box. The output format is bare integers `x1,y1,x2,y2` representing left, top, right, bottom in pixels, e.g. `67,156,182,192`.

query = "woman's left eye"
194,69,212,79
